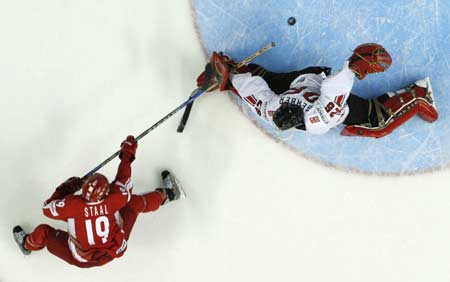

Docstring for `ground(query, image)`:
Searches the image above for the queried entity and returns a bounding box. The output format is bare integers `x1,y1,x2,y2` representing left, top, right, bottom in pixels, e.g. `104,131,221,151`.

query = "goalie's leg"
342,77,438,138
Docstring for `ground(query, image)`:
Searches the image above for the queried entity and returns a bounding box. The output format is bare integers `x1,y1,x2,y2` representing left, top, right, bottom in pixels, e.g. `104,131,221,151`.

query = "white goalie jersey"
230,62,356,134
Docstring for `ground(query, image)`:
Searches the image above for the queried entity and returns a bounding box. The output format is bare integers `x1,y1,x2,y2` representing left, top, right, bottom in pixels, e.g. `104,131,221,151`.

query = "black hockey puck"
288,17,296,26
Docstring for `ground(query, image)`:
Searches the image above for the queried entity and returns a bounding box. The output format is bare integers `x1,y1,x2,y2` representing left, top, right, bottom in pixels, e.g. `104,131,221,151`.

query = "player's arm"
105,184,132,210
232,72,282,121
200,52,276,104
113,135,137,196
319,61,355,106
319,43,392,103
46,177,83,202
250,65,332,94
230,72,275,100
42,177,83,220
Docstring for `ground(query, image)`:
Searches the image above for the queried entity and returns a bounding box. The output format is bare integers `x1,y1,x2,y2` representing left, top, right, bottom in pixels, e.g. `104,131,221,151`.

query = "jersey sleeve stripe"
114,179,132,202
245,95,257,105
43,200,60,217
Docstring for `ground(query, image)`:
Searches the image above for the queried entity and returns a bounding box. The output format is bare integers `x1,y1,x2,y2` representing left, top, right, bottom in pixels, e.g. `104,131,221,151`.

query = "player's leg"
16,225,75,262
45,228,113,268
14,224,91,267
343,94,375,125
342,77,438,138
16,224,54,252
44,228,84,267
120,192,164,238
120,170,184,240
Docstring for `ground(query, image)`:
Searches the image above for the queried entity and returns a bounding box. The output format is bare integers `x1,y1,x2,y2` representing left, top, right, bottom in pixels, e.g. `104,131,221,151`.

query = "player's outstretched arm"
45,177,83,203
42,177,83,219
114,135,137,186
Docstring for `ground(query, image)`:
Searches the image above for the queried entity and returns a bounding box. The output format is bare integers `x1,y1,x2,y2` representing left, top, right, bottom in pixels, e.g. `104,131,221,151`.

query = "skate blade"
164,169,186,199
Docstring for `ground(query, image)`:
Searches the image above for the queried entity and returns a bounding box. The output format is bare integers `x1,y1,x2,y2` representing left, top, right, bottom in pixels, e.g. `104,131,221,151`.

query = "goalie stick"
176,42,276,133
177,63,216,132
82,42,276,179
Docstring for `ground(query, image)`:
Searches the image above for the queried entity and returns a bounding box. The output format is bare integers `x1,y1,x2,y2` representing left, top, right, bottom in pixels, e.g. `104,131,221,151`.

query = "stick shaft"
82,90,205,179
235,42,275,69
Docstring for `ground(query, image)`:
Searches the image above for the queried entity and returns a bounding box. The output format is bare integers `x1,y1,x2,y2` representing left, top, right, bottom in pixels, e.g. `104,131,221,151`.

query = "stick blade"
177,102,194,133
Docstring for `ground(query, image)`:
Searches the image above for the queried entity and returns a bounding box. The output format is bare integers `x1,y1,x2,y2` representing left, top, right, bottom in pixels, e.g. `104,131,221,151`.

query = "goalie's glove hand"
119,135,138,162
348,43,392,80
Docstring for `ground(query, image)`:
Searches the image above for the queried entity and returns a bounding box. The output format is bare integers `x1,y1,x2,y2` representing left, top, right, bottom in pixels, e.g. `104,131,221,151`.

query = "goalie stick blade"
176,43,275,133
177,101,194,133
177,88,202,133
177,64,216,133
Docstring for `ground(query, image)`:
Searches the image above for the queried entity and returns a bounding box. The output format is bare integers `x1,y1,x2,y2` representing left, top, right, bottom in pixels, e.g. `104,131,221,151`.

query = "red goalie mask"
82,173,110,202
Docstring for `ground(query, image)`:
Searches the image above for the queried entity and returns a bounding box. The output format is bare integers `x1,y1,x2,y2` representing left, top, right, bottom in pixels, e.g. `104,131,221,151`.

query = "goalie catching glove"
348,43,392,80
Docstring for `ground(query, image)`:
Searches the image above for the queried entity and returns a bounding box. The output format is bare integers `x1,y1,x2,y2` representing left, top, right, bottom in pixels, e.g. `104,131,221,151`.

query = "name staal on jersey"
42,161,133,263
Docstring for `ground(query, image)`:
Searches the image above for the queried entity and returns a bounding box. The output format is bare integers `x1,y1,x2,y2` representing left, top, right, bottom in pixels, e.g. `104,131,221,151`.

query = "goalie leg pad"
341,77,438,138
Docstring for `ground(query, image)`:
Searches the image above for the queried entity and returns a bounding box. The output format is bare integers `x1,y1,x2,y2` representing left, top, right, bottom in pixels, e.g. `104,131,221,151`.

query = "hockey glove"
196,63,219,92
348,43,392,80
119,135,138,162
210,51,234,91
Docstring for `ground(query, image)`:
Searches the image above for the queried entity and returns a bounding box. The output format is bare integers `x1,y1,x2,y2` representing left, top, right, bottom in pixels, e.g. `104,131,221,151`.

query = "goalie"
199,43,438,138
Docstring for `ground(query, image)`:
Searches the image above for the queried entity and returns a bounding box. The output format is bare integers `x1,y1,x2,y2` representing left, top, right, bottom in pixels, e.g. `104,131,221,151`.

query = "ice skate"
161,169,186,201
13,225,31,255
413,77,438,122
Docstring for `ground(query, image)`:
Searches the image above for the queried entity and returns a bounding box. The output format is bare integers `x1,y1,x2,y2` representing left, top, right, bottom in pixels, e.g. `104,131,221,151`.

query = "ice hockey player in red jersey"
13,135,185,268
198,43,438,138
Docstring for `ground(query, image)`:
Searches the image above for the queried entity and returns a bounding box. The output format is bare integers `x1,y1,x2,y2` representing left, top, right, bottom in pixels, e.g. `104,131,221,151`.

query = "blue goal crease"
192,0,450,174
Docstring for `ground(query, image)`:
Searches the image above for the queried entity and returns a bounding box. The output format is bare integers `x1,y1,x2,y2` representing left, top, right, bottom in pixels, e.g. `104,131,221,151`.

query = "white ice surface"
1,1,450,282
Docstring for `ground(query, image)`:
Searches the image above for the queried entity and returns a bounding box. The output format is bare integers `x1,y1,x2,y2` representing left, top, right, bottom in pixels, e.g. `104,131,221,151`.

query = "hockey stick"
82,42,276,179
176,42,276,133
82,91,205,179
177,64,217,132
176,89,196,132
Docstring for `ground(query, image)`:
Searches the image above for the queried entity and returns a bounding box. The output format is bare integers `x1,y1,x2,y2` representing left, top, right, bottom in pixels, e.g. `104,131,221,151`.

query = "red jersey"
42,159,133,263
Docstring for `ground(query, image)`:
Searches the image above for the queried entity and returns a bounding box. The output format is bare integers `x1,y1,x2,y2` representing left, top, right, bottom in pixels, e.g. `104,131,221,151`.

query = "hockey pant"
24,191,164,268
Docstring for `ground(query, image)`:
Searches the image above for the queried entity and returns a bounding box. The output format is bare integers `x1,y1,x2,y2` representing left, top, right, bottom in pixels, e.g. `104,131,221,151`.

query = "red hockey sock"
25,224,56,251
